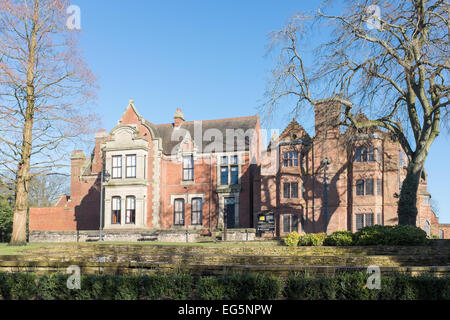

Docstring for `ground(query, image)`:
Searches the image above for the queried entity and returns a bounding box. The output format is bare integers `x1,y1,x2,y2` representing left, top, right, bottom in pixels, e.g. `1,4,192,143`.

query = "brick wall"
29,207,77,231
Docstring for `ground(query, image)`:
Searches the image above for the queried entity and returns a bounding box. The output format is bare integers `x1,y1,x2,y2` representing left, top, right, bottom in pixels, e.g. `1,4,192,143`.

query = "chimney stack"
70,150,86,200
174,108,185,127
314,100,340,139
92,129,108,173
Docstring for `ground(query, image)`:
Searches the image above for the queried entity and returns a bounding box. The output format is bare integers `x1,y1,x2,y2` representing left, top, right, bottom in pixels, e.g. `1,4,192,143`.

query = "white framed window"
126,155,136,178
183,155,194,181
112,197,121,224
174,198,185,226
112,155,122,179
191,198,202,225
126,196,136,224
219,155,240,185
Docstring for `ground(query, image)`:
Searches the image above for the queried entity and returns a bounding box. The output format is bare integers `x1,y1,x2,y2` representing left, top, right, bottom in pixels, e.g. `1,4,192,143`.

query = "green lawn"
0,243,55,255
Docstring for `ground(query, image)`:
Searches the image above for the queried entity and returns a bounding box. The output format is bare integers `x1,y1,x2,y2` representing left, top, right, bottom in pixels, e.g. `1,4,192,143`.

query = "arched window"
191,198,203,226
126,196,136,224
174,198,185,226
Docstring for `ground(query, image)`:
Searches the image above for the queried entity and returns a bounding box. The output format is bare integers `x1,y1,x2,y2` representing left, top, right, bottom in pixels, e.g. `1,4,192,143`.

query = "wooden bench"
139,234,158,242
86,234,100,242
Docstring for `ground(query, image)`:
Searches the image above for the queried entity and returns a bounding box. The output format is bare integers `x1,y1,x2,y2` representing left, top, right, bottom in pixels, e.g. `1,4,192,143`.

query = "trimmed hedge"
324,231,354,246
284,272,450,300
283,226,428,247
197,273,282,300
353,225,428,246
0,271,448,300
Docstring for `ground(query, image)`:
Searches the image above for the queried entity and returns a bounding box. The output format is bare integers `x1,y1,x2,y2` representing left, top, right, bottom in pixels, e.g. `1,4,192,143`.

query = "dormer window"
182,155,194,181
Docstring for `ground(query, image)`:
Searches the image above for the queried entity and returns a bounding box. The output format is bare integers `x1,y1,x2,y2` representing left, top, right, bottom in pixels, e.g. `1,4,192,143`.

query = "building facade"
29,100,262,237
29,100,449,239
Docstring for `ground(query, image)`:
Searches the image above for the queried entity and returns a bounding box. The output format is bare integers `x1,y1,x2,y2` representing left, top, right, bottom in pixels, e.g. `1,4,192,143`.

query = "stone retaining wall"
0,260,448,277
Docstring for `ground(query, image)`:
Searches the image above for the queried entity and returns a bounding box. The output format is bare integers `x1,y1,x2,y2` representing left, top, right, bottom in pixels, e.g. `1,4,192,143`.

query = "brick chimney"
70,150,86,200
174,108,185,127
92,129,108,173
314,100,340,139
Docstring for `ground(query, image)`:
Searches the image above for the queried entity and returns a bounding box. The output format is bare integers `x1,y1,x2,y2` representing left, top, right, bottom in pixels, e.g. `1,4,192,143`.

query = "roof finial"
129,99,135,106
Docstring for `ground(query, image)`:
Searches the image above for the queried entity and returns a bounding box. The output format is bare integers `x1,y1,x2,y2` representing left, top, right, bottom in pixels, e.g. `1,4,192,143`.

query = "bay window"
126,155,136,178
112,156,122,179
126,196,136,224
112,197,121,224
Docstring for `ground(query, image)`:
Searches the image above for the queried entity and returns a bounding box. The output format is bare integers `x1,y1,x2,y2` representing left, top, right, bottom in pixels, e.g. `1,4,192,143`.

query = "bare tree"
264,0,449,226
28,174,69,207
0,0,98,245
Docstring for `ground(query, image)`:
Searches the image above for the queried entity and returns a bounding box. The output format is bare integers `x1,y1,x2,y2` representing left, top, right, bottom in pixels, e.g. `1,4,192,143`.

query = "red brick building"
260,101,447,238
30,100,262,239
29,100,449,239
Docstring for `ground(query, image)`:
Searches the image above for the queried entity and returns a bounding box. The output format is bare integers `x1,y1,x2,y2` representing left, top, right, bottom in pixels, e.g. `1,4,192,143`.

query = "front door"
224,198,235,229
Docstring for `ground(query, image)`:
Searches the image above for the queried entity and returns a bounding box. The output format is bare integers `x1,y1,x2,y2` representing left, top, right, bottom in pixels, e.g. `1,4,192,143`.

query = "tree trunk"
9,109,34,245
397,160,424,226
9,2,38,246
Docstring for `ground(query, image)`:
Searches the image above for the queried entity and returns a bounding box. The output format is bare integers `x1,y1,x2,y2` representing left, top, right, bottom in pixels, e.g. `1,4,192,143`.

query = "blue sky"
74,0,449,222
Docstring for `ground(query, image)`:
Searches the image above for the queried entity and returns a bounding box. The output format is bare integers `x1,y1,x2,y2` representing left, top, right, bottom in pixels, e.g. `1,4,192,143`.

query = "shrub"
0,198,13,243
197,273,282,300
324,231,354,246
168,273,193,300
0,271,448,300
36,274,71,300
284,274,339,300
283,231,301,247
8,273,38,300
113,275,140,300
354,225,427,246
298,233,327,246
139,274,171,300
197,276,227,300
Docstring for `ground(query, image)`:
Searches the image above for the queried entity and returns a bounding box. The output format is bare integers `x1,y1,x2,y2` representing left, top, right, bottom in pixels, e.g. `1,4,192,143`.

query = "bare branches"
0,0,99,243
0,0,98,181
264,0,448,163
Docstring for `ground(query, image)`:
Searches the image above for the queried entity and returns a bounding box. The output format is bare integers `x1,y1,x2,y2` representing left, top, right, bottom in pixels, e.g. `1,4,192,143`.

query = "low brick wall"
29,229,257,243
223,229,256,241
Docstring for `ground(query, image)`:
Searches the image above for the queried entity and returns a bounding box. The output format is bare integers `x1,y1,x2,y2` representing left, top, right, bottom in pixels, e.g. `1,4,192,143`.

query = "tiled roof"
145,116,259,155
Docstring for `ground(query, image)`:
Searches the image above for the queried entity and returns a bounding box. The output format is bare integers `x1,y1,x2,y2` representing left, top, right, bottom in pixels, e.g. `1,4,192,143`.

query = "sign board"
256,211,275,235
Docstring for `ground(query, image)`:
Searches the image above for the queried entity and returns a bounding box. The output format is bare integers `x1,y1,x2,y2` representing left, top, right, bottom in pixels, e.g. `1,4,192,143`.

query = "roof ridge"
153,115,259,127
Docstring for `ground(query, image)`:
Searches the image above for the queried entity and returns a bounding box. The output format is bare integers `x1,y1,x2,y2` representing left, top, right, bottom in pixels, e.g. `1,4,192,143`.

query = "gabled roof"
146,116,259,154
108,100,260,155
279,118,311,143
